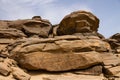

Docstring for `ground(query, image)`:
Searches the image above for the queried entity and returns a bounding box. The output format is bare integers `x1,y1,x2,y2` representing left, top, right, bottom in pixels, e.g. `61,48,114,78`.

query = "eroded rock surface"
107,33,120,54
57,10,99,35
0,58,30,80
17,52,102,71
0,10,120,80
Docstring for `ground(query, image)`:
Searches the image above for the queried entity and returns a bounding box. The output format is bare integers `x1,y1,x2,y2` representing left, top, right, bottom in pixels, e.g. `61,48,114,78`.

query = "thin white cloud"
0,0,36,19
0,0,92,24
40,3,92,24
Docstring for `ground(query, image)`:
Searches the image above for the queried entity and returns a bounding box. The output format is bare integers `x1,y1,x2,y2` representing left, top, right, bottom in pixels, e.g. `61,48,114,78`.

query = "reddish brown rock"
57,10,99,35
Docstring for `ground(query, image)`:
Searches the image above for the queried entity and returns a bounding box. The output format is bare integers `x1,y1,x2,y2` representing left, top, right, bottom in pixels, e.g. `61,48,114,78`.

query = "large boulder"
57,10,99,35
17,51,102,71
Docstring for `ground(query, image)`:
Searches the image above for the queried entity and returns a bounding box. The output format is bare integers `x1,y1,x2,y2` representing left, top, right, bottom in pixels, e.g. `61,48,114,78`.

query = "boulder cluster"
0,10,120,80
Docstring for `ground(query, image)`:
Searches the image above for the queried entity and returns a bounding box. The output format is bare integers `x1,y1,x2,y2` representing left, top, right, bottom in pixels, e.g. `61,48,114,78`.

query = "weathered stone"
55,39,111,52
8,20,26,30
4,58,17,67
0,62,11,76
42,43,61,52
0,20,9,29
100,53,120,66
0,39,15,44
57,10,99,35
17,51,102,71
23,20,52,38
29,71,106,80
19,43,46,53
76,23,92,33
0,44,8,52
1,11,120,80
107,33,120,54
41,75,105,80
72,32,104,39
8,19,52,38
110,33,120,41
51,24,59,36
0,75,15,80
72,65,102,76
54,35,80,40
0,29,26,39
104,66,120,77
12,67,31,80
5,35,110,59
32,16,42,21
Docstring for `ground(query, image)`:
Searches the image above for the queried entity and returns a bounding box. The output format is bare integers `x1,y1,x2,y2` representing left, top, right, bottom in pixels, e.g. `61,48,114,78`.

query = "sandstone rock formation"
57,10,99,35
0,10,120,80
107,33,120,53
0,58,30,80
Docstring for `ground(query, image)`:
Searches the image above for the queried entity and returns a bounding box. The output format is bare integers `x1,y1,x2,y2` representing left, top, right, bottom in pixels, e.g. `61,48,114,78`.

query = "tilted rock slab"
17,51,102,71
6,35,111,58
0,29,26,39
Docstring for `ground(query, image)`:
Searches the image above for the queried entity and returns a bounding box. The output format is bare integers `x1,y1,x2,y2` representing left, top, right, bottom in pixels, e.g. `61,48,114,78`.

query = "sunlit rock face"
0,10,120,80
57,10,99,35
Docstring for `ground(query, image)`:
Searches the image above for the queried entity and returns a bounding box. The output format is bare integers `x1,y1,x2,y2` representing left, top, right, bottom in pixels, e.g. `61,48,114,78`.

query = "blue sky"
0,0,120,38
